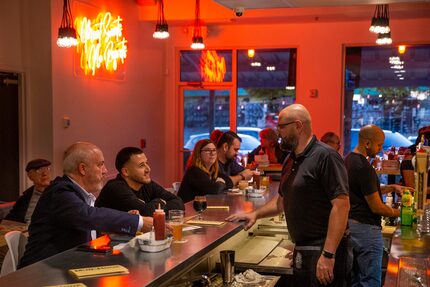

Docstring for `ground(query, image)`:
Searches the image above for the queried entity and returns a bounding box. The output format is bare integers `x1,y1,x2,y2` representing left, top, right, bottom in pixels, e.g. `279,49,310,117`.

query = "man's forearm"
323,195,350,254
255,195,284,219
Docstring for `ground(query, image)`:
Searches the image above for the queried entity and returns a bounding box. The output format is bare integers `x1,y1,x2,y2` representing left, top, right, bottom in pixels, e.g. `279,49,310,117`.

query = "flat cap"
25,159,51,172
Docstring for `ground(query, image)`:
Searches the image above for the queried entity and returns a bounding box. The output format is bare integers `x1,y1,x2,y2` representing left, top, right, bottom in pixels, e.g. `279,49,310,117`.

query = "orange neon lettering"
75,12,127,76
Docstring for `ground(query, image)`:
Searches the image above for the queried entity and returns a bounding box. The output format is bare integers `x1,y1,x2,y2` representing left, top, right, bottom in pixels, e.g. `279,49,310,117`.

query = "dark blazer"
19,176,139,268
4,186,35,223
248,145,289,164
95,175,185,216
178,166,227,203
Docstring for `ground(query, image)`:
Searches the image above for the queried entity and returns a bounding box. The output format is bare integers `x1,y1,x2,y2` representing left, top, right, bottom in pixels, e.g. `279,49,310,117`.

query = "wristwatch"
321,250,335,259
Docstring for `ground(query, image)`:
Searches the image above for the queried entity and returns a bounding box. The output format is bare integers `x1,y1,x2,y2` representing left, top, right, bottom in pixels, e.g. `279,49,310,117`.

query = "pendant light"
57,0,78,48
369,4,390,35
153,0,169,39
191,0,205,50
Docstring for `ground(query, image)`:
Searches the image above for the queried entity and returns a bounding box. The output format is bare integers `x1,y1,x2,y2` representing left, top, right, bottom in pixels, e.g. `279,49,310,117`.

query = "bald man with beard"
344,124,403,287
227,104,352,286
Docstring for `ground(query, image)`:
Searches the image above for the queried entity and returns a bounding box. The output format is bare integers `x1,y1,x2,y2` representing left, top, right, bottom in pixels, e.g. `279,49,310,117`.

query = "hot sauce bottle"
153,204,166,240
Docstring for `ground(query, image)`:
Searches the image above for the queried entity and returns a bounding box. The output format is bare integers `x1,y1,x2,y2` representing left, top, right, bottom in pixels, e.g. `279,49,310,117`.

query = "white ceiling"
213,0,429,9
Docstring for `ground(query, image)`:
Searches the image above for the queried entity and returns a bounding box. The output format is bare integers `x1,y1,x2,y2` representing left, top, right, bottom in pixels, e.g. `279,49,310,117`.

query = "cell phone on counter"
77,244,112,254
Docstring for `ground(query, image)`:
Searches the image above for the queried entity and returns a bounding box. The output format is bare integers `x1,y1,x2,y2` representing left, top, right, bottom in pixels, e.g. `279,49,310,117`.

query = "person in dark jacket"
5,159,52,223
19,142,151,268
96,147,184,216
178,139,229,203
248,128,288,164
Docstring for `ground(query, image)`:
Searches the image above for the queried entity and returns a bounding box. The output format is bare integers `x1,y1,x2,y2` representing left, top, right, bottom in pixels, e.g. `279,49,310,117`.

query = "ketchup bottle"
153,204,165,240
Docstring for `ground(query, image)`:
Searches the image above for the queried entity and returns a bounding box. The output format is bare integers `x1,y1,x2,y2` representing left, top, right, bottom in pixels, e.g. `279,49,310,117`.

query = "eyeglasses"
34,166,51,174
276,121,296,130
201,149,217,155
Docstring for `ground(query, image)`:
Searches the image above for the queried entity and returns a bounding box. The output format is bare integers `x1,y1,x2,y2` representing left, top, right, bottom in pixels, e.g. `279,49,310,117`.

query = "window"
344,45,430,154
180,48,297,156
237,49,297,130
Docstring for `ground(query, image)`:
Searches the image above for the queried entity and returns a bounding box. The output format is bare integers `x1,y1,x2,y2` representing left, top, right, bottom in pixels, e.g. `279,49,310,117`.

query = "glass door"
180,87,234,171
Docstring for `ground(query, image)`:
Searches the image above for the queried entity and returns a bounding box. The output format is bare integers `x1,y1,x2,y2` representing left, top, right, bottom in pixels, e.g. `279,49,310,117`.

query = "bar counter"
0,183,279,286
384,226,430,286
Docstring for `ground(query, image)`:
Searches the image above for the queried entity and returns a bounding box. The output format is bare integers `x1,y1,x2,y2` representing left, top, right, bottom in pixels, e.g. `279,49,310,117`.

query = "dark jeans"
293,236,352,287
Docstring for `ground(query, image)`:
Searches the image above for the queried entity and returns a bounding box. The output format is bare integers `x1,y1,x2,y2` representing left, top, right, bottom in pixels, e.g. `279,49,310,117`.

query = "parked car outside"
184,132,260,154
350,128,412,151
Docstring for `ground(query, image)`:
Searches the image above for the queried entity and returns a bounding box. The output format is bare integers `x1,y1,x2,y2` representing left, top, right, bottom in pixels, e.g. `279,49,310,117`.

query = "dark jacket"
19,176,139,268
4,186,35,223
178,166,227,203
95,174,184,216
248,145,289,164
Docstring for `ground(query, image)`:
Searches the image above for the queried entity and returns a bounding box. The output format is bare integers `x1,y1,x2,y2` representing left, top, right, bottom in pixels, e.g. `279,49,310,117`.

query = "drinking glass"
242,154,248,168
169,210,186,243
193,196,207,220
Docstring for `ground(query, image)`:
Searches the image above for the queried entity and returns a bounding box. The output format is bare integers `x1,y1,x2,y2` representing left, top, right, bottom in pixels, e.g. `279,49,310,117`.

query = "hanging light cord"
193,0,202,38
60,0,74,29
157,0,167,26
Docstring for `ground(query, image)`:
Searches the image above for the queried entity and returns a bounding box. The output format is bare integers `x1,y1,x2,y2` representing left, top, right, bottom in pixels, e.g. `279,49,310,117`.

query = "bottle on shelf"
153,204,166,240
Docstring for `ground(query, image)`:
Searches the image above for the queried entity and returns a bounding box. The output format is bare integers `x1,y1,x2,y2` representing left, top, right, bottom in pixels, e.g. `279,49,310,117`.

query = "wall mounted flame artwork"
201,50,226,82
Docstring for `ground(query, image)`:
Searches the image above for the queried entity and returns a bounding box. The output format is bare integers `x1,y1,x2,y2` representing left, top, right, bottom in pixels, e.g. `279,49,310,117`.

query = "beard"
279,134,298,152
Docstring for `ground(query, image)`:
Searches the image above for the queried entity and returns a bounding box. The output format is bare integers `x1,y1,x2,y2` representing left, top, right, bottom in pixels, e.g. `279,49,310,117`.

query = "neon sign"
75,12,127,76
200,50,226,82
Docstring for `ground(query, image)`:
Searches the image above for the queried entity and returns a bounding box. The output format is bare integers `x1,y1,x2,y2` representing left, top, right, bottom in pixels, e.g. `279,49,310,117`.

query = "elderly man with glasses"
5,159,52,224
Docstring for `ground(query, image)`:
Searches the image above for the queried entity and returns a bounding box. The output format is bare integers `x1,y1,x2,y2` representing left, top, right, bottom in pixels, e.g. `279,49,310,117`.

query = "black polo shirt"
344,152,381,226
278,136,349,244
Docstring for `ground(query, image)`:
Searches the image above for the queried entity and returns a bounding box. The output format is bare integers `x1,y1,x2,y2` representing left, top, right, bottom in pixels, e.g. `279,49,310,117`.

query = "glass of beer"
169,210,186,243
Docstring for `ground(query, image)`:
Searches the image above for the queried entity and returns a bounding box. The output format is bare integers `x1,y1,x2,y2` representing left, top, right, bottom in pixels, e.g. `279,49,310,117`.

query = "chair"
172,182,181,194
0,231,27,276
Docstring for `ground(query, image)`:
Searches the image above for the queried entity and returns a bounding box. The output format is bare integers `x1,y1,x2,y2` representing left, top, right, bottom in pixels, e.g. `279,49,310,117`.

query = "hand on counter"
225,211,257,231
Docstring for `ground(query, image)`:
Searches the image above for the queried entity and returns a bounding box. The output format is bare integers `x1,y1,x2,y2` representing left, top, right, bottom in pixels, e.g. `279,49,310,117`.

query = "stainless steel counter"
0,183,280,286
384,226,430,286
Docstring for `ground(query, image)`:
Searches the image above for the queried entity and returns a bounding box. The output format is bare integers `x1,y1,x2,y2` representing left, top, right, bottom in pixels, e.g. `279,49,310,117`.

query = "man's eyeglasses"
201,149,217,155
34,166,51,174
277,121,296,130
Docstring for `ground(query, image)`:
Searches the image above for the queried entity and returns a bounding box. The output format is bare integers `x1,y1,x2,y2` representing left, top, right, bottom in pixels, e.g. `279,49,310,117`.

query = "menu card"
186,220,225,226
68,265,129,279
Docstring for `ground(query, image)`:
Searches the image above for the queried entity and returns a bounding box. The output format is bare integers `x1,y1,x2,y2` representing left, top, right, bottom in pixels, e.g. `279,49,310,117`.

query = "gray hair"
63,142,100,174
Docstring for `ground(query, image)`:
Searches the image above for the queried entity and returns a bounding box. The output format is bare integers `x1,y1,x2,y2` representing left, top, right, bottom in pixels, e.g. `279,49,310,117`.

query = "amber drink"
169,210,185,242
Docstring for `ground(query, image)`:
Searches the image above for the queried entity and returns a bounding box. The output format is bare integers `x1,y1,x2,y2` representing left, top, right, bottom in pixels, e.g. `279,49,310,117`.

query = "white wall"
0,0,53,191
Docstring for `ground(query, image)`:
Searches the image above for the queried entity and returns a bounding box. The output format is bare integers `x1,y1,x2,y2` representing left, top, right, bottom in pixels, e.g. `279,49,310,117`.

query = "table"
0,184,279,286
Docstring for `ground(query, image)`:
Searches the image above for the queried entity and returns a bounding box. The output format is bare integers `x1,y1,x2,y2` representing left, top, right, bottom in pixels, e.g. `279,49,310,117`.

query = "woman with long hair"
177,139,228,203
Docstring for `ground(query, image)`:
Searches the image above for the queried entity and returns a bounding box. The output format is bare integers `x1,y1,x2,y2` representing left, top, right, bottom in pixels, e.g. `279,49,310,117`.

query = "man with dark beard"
227,104,351,287
96,147,184,216
216,131,253,187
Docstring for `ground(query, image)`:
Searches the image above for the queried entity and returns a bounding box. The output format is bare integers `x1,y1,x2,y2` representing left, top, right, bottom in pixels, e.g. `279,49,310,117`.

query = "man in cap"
5,159,52,223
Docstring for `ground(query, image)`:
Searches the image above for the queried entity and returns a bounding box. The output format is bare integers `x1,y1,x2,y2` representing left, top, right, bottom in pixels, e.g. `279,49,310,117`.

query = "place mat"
206,206,230,210
68,265,129,279
44,284,87,287
186,220,226,226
